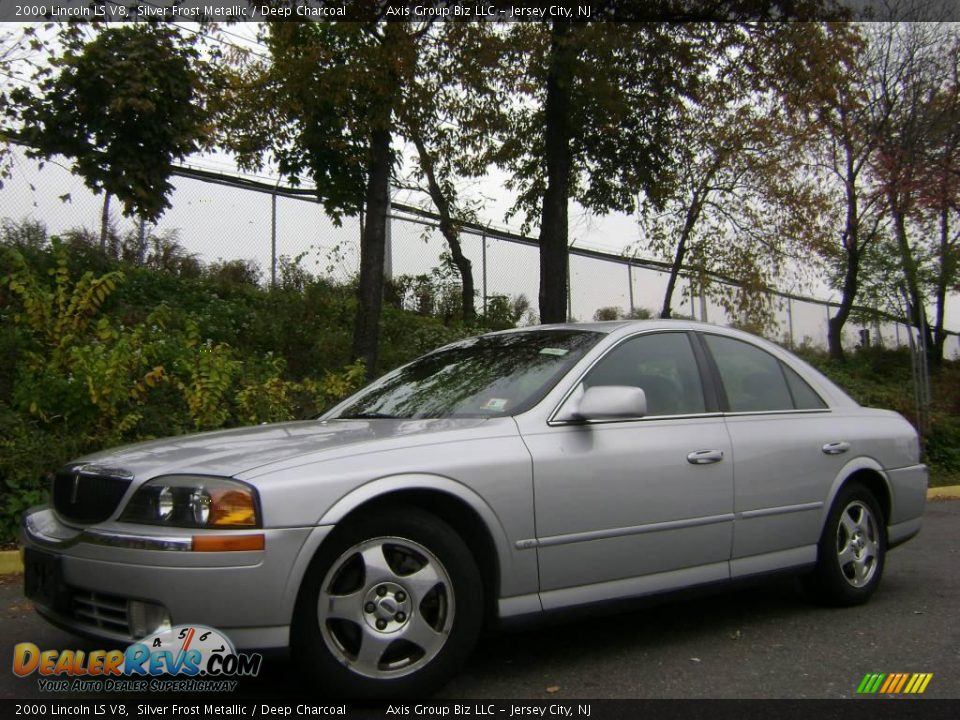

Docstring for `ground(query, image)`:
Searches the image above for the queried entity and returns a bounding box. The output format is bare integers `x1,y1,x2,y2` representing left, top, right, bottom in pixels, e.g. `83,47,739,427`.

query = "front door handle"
687,449,724,464
822,441,851,455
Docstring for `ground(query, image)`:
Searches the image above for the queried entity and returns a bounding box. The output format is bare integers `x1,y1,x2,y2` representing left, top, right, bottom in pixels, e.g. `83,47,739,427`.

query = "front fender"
278,473,521,630
316,473,516,583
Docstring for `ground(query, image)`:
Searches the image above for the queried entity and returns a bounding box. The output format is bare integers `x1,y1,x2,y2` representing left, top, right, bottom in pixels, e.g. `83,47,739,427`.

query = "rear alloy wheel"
293,507,482,698
805,483,885,606
835,500,881,589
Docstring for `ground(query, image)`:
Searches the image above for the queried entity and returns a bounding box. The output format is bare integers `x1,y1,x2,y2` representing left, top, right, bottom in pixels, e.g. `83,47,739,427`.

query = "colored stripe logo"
857,673,933,694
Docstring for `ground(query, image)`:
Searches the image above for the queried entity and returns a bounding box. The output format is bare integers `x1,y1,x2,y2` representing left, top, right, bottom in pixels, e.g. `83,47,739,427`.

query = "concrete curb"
1,485,958,576
0,549,22,575
927,485,960,500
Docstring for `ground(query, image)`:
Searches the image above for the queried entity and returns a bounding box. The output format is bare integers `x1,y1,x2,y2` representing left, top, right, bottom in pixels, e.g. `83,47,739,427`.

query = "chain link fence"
2,143,956,358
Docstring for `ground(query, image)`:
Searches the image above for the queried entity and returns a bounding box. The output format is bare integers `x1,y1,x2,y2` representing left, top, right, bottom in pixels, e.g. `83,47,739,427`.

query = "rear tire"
804,483,885,606
292,506,483,698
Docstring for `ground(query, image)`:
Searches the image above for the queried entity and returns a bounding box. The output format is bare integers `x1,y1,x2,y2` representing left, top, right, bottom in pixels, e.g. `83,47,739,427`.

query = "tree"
8,25,209,223
1,24,56,189
915,35,960,364
808,21,959,364
218,16,510,367
397,23,507,326
218,18,419,374
638,23,847,329
805,26,889,361
867,22,949,355
492,3,839,324
488,20,690,322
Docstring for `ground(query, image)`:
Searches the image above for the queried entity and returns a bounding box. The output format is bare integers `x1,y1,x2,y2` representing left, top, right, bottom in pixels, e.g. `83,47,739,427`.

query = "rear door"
698,332,851,577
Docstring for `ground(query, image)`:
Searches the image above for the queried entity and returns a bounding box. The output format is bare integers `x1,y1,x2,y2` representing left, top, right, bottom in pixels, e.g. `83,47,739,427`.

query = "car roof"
487,319,704,335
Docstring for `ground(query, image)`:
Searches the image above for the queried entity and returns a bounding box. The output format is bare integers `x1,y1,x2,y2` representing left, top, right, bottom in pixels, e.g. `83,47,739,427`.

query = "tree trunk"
538,21,575,324
352,126,392,375
411,134,476,324
932,205,951,366
887,189,932,352
828,172,861,363
661,191,702,320
100,192,111,255
827,249,859,362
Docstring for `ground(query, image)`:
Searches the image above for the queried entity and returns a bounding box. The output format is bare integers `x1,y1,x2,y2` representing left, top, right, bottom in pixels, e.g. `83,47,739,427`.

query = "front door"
520,331,735,608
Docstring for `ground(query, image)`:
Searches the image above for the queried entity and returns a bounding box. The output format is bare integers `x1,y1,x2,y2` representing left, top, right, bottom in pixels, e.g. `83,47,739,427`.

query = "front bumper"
21,506,332,649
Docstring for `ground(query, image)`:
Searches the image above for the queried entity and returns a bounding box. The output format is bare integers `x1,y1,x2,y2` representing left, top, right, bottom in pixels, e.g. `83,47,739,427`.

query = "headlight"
120,476,260,528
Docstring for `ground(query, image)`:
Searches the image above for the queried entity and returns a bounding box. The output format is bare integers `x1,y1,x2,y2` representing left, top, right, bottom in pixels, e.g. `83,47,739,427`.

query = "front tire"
293,506,483,698
805,483,886,606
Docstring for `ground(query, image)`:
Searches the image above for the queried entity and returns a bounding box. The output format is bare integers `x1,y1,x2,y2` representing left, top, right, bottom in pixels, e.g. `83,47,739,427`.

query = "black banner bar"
2,700,960,720
1,0,959,24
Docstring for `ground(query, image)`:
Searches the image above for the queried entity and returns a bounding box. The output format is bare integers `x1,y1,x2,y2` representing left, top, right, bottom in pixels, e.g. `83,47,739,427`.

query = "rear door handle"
687,449,724,464
822,441,850,455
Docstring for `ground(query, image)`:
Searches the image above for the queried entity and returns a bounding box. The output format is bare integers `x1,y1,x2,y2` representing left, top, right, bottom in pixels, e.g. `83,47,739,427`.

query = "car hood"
73,417,500,481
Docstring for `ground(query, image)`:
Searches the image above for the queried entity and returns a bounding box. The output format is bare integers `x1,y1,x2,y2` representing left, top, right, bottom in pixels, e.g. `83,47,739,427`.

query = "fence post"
384,203,393,283
482,232,487,316
699,276,708,323
787,296,794,349
628,262,634,315
271,177,280,288
100,193,111,255
137,217,147,265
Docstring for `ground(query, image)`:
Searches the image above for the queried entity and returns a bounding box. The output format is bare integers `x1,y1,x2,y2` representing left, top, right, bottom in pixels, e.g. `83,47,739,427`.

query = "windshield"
330,329,602,420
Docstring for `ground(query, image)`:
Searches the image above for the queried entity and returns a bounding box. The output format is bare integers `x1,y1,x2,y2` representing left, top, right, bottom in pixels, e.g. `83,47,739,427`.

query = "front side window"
704,334,824,412
582,332,707,416
330,330,602,419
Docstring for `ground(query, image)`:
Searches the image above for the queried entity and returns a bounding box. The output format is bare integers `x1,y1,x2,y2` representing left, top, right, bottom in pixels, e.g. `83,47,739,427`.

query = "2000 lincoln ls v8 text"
21,321,927,696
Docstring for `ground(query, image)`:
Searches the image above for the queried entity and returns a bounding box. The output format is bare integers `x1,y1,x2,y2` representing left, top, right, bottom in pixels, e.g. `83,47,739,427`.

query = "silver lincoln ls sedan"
21,321,927,696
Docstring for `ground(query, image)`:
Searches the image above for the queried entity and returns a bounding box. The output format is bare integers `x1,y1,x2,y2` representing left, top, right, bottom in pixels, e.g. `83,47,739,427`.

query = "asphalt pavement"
2,500,958,700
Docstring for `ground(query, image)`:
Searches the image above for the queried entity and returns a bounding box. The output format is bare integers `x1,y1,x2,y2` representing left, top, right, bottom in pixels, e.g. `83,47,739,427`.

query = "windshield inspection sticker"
539,348,569,356
481,398,509,411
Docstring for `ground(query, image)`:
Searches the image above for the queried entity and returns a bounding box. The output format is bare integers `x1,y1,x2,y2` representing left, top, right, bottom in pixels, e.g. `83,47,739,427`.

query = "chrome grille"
52,468,132,524
72,590,130,635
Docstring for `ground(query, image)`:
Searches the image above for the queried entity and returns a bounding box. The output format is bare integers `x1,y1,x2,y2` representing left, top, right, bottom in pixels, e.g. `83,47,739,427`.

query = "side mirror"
557,385,647,422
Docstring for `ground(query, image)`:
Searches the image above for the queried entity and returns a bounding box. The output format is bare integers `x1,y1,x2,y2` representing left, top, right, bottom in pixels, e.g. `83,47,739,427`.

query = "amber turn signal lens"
192,534,265,552
209,488,258,527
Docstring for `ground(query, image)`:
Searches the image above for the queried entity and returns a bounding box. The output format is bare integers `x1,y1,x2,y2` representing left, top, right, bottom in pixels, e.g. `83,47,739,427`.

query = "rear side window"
704,335,796,412
782,362,828,409
583,332,706,416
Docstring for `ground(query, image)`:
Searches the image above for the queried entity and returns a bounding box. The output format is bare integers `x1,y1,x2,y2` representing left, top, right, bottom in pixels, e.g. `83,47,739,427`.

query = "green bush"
925,418,960,475
0,219,529,543
0,402,86,544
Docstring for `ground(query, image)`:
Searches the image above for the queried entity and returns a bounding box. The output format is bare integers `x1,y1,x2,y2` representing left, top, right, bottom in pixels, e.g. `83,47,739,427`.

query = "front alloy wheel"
319,537,454,678
294,507,482,698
